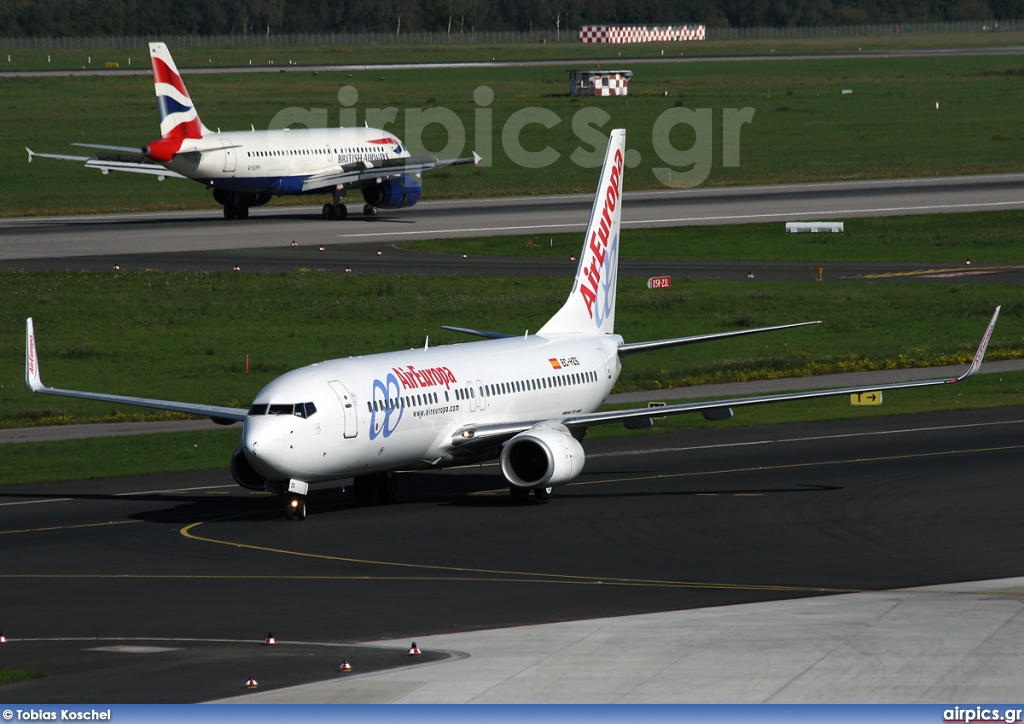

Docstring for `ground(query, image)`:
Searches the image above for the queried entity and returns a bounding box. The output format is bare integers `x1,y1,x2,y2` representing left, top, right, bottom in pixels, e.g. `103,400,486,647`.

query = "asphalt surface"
4,175,1024,284
3,407,1024,702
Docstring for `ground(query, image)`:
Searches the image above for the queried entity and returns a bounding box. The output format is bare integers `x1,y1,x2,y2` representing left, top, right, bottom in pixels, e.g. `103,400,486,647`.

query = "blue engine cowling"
361,175,422,209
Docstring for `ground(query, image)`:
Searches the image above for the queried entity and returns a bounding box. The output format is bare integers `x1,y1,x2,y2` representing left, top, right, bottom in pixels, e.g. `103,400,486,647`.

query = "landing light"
290,499,300,509
461,430,475,439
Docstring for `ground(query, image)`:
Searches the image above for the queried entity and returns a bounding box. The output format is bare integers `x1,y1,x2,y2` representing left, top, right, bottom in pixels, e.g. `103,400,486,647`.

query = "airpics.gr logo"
578,147,622,327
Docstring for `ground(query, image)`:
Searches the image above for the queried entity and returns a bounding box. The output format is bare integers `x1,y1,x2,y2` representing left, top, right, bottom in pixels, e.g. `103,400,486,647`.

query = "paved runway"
3,174,1024,263
3,407,1024,702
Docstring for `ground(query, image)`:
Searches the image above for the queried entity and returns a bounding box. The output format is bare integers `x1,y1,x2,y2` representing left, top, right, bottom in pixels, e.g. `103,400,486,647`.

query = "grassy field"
5,32,1024,71
4,52,1024,215
406,209,1024,264
1,270,1018,429
0,668,46,685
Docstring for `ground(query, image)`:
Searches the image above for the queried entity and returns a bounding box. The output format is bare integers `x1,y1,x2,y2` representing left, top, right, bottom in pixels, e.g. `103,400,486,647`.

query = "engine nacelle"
230,443,265,491
500,423,585,489
361,175,422,209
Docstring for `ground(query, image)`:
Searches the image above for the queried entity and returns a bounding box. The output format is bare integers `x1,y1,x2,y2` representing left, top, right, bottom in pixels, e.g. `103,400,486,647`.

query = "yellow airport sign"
851,391,883,406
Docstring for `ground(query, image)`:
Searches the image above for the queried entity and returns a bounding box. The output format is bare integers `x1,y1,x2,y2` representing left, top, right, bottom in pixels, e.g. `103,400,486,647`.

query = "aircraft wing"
301,152,481,193
618,320,822,355
25,318,247,424
450,307,1000,448
27,147,186,179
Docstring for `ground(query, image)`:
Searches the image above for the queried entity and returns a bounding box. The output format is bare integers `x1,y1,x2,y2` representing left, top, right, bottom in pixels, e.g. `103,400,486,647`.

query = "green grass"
6,32,1024,71
1,270,1020,428
0,668,46,685
4,53,1024,215
0,429,238,487
405,209,1024,264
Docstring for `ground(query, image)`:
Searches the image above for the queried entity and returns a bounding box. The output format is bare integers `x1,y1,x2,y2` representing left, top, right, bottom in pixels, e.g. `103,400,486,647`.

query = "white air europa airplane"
26,130,1000,520
26,42,479,220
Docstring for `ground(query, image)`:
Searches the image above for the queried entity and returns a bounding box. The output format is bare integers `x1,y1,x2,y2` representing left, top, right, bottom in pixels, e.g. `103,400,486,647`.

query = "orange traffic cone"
407,642,421,656
339,660,353,673
263,632,277,645
245,676,258,689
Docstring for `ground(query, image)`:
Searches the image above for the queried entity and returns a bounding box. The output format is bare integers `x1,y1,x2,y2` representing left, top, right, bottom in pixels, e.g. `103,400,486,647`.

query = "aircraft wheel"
353,476,374,505
223,204,237,220
509,486,529,503
336,204,348,220
286,496,306,520
363,204,378,217
237,205,249,220
533,486,553,502
375,472,397,504
322,203,335,220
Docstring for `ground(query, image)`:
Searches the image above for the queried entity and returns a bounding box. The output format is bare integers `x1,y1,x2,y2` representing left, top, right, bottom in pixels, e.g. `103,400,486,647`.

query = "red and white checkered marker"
263,632,277,645
339,660,353,673
245,677,258,689
408,642,421,656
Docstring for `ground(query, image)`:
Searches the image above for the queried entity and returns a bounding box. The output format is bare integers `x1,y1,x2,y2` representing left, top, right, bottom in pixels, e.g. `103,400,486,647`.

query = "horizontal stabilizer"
441,325,516,340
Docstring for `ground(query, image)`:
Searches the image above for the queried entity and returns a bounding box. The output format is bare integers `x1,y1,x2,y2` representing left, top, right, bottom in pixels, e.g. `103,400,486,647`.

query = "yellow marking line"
847,265,1024,280
0,520,142,535
178,520,849,594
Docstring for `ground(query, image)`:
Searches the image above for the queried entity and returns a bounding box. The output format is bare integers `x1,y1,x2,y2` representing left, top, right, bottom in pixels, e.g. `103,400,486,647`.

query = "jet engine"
361,175,422,209
230,443,265,491
500,423,585,489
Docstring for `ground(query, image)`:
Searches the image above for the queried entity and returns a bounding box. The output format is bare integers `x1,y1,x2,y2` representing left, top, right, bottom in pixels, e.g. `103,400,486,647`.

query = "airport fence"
2,20,1023,51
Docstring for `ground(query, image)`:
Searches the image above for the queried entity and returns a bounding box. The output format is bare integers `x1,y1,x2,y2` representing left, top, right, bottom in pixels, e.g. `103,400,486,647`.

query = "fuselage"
242,333,623,484
161,126,408,194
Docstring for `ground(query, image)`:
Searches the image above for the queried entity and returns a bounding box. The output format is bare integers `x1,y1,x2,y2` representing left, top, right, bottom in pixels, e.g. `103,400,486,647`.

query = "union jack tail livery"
539,128,625,337
150,42,208,140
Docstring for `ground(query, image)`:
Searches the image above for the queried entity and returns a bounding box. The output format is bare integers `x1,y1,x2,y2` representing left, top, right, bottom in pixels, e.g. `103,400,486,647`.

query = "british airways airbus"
26,42,479,220
25,129,1000,520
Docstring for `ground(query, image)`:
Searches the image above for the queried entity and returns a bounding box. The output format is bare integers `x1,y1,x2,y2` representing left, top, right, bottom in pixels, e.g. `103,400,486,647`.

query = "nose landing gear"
285,496,307,520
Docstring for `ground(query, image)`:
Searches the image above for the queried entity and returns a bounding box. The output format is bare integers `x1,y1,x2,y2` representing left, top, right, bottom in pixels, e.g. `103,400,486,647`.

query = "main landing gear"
363,204,378,217
509,485,553,503
322,202,348,220
352,472,397,505
223,203,249,220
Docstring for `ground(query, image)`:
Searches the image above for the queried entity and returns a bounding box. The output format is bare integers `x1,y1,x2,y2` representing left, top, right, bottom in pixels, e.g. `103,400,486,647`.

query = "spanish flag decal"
548,358,562,369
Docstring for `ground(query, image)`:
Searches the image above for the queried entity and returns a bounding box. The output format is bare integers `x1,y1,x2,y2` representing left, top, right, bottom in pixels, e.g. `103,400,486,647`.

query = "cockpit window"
268,404,294,416
248,404,268,416
295,402,317,418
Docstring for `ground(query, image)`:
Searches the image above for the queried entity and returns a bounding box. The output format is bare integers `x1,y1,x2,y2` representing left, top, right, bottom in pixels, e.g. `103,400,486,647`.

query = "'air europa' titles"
392,365,458,390
579,148,623,319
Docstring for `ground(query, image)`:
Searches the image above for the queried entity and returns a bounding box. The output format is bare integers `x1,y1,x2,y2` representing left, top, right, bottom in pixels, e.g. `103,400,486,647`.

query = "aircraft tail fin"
538,128,625,336
149,42,209,140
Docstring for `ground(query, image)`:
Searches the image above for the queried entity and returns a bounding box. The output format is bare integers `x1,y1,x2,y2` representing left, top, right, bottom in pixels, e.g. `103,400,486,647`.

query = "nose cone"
242,417,286,479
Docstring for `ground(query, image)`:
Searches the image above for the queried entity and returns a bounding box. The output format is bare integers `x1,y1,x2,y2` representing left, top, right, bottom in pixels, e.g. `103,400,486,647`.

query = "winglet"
26,147,34,163
956,305,1000,381
25,318,44,391
472,151,482,167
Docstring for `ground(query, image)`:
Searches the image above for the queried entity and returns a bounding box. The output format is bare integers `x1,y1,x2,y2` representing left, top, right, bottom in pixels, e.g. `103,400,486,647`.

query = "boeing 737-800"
26,42,479,220
25,129,1000,520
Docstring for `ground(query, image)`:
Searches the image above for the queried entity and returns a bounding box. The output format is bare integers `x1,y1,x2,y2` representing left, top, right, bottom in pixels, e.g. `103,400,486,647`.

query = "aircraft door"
221,140,236,173
328,380,359,439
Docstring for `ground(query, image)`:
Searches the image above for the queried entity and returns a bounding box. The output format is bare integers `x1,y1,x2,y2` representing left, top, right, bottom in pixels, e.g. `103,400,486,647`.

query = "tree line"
2,0,1021,38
